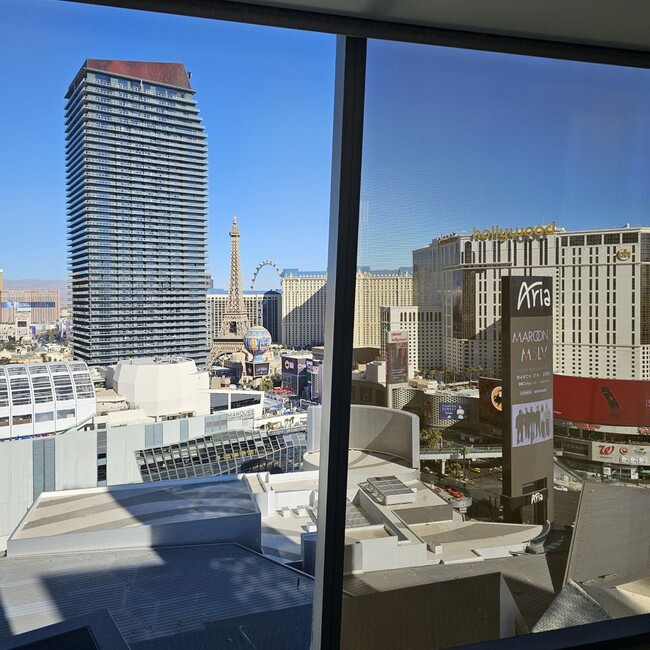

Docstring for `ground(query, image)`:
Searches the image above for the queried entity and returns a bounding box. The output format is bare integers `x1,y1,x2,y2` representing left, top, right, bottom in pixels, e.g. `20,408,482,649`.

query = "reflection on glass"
0,3,333,647
344,38,650,646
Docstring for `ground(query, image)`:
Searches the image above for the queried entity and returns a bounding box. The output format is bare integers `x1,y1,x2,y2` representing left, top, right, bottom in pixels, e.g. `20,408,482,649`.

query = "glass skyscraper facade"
65,60,208,366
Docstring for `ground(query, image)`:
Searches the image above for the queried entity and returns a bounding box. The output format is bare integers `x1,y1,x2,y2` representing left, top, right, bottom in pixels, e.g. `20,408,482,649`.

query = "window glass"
344,37,650,645
3,0,336,645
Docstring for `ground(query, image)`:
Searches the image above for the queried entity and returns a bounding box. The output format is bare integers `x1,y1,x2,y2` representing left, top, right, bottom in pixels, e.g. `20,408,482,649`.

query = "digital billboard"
502,276,554,524
479,377,502,427
305,359,321,376
511,397,553,447
307,359,322,403
554,375,650,428
282,356,308,376
386,331,408,385
505,278,553,449
246,362,270,378
283,357,298,374
439,402,470,421
282,374,300,396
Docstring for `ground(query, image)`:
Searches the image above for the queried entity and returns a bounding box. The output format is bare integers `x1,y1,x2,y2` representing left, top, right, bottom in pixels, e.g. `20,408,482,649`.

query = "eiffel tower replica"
207,216,250,367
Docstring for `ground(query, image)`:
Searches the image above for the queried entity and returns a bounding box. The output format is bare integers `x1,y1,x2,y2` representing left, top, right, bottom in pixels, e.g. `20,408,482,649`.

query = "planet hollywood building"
413,224,650,478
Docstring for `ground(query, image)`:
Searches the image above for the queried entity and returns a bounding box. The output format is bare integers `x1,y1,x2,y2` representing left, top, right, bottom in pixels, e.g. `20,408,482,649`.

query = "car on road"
553,484,569,491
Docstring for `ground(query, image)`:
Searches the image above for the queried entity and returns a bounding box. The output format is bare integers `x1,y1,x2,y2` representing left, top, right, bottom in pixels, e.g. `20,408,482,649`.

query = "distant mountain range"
2,279,69,304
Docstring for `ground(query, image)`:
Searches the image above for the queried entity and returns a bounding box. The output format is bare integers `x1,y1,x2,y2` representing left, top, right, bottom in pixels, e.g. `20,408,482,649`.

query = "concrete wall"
307,405,419,468
349,405,419,467
0,411,256,540
8,513,262,557
344,532,429,574
0,440,33,546
254,471,320,516
55,429,99,491
340,572,512,648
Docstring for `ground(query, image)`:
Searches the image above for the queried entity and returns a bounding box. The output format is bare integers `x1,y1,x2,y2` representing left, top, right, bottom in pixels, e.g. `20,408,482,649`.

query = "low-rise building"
0,361,96,440
0,289,60,326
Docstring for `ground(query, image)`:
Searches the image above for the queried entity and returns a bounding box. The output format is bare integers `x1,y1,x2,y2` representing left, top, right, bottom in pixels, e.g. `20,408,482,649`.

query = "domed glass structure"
243,326,272,362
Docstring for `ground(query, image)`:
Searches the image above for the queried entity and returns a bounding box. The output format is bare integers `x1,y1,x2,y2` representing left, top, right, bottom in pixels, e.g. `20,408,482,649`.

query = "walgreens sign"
593,442,649,465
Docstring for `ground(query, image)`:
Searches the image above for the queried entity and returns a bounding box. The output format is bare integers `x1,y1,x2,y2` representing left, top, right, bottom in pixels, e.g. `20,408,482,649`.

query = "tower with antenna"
207,216,251,366
220,216,250,338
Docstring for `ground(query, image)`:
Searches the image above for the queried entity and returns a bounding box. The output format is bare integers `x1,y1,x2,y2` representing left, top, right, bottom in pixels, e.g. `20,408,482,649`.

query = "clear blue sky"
0,0,335,289
3,3,650,287
359,40,650,268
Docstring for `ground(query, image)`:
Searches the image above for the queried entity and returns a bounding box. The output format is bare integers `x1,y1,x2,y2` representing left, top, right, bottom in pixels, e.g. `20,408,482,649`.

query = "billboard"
439,402,470,421
504,277,553,449
502,276,554,524
511,398,553,447
306,359,321,375
282,374,300,396
386,331,408,385
591,442,649,465
554,375,650,428
1,302,55,309
246,362,270,378
307,359,322,403
282,356,308,376
479,377,503,427
283,357,298,374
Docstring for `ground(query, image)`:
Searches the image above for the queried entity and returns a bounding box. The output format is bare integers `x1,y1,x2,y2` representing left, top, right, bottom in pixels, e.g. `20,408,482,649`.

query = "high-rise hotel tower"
65,60,207,366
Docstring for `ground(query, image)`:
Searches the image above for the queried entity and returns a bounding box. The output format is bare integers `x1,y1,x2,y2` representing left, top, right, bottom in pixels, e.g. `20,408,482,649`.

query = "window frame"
63,2,650,647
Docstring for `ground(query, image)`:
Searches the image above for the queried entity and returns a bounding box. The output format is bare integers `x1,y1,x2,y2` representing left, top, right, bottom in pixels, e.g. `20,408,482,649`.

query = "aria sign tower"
501,276,554,525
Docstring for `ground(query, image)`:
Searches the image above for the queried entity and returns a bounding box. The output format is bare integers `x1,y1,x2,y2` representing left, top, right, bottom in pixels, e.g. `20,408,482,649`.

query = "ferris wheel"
250,260,282,290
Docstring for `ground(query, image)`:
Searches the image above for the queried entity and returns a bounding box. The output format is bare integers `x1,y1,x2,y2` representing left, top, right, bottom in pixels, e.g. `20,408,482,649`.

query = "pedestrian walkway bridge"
420,443,503,460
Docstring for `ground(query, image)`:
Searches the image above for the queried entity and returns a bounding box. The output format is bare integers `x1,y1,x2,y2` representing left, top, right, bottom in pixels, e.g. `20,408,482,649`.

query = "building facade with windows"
354,268,413,348
65,60,208,366
281,268,412,349
0,290,61,326
281,269,327,349
380,305,443,378
414,224,650,381
0,361,96,440
206,289,281,345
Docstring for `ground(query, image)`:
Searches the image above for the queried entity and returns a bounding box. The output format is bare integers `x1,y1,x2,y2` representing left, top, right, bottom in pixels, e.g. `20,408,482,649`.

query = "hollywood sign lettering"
516,281,552,311
472,222,556,242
